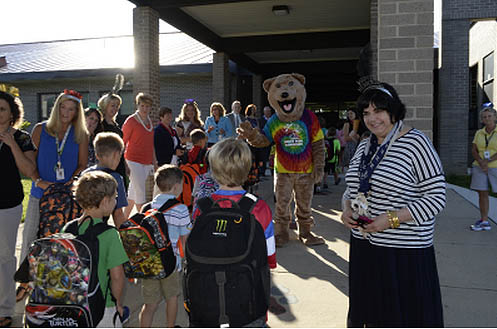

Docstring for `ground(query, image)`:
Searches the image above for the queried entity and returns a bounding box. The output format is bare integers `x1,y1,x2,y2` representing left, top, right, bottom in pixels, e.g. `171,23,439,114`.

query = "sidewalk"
12,176,497,327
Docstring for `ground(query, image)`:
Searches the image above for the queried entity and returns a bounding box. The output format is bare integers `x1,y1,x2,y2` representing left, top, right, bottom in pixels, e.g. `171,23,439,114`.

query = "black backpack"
119,199,180,279
25,217,113,328
183,193,270,327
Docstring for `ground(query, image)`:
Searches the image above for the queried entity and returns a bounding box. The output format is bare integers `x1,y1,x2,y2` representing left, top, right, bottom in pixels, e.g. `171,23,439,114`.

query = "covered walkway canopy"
128,0,371,106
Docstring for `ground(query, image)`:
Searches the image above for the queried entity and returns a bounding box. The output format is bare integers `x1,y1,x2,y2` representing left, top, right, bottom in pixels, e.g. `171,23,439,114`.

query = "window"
483,52,494,105
39,92,90,121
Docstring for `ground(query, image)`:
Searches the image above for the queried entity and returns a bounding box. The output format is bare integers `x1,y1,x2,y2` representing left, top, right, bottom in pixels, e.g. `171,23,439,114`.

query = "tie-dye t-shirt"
263,109,324,173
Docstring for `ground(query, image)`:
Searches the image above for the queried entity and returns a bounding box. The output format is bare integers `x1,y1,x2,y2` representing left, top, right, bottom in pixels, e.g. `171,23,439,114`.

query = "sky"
0,0,177,45
0,0,441,46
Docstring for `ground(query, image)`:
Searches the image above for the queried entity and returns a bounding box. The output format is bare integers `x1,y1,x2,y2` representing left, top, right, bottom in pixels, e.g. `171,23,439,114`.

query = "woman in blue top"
17,90,88,301
204,102,233,147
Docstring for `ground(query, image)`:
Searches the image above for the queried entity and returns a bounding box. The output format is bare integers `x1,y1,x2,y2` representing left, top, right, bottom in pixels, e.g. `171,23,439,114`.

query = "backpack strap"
157,198,181,213
141,201,152,213
196,197,214,214
237,193,258,213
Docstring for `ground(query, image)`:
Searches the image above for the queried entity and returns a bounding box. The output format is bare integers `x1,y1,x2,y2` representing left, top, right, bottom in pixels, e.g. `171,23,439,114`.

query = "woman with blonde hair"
122,92,157,217
17,89,89,302
175,99,204,145
204,102,233,147
98,92,126,180
0,87,36,326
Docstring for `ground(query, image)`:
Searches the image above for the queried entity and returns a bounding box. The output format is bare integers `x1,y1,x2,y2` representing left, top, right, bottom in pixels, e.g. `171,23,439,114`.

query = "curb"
446,183,497,224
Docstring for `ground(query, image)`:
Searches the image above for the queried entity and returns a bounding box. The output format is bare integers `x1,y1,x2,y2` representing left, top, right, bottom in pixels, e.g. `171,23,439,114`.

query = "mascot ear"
263,77,276,93
291,73,306,85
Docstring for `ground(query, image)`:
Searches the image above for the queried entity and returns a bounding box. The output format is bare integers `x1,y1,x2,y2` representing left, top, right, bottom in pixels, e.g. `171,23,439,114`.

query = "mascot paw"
299,232,325,246
237,121,257,140
275,231,290,248
312,169,324,185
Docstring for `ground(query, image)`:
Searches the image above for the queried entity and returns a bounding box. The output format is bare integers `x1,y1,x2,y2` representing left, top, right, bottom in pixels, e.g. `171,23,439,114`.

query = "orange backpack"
178,163,206,212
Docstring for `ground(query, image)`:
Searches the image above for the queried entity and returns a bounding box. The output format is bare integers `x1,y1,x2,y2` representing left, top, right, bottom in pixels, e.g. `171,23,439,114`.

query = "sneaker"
113,306,130,326
470,220,492,231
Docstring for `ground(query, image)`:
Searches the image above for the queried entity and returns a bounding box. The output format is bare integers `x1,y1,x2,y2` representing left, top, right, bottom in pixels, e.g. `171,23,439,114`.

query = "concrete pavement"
12,175,497,327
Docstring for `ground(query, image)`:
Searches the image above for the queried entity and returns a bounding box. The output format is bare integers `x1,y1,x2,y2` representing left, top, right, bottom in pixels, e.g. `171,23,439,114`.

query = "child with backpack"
139,165,191,328
187,129,208,166
188,138,276,327
23,171,129,328
67,171,129,327
82,132,127,227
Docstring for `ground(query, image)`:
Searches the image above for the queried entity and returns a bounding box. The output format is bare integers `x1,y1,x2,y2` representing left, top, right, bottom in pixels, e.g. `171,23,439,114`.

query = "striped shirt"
343,129,446,248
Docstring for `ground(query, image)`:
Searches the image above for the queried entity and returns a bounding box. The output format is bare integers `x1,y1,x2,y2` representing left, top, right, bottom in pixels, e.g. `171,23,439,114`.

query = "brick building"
3,0,496,176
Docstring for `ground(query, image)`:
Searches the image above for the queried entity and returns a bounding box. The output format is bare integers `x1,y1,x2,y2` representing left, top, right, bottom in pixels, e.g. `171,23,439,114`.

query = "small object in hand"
352,213,373,227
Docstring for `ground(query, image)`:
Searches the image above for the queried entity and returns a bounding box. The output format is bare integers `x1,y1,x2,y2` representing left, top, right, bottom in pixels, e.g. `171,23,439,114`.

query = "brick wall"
439,1,497,174
133,7,160,124
375,0,435,140
212,52,230,109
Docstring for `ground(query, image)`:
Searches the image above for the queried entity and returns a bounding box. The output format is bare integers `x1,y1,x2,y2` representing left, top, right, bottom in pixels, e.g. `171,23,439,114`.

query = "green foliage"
19,120,31,131
446,174,497,197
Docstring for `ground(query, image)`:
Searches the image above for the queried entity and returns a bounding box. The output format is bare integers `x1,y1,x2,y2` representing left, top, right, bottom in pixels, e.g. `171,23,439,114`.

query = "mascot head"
263,73,306,123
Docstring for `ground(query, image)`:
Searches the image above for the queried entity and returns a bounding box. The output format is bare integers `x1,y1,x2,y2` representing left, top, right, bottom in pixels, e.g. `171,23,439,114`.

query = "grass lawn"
21,177,31,223
446,174,497,197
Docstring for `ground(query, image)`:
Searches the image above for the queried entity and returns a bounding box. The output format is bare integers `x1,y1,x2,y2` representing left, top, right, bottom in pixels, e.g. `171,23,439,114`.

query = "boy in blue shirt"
82,132,127,227
139,165,191,327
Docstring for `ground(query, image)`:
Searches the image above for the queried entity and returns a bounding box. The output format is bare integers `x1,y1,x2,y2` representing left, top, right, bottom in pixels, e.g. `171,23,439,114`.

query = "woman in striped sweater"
341,82,446,327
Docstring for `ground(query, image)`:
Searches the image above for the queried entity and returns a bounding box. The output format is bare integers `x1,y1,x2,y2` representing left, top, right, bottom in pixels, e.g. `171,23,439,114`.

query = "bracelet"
34,178,42,187
387,210,400,229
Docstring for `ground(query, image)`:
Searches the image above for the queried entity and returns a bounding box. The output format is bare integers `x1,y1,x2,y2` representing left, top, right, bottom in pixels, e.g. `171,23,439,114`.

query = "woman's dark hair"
84,107,103,137
245,104,257,117
356,82,406,123
0,91,23,128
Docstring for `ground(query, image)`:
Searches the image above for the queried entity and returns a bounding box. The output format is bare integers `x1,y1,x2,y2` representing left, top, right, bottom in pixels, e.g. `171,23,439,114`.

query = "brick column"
439,19,470,175
212,52,230,107
252,74,263,115
133,6,160,124
375,0,434,140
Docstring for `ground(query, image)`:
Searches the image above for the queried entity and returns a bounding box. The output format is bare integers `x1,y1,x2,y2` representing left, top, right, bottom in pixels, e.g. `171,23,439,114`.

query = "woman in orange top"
122,93,156,217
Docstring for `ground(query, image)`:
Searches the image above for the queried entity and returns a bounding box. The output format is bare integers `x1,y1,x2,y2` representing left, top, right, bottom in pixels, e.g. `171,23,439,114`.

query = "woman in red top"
122,93,156,217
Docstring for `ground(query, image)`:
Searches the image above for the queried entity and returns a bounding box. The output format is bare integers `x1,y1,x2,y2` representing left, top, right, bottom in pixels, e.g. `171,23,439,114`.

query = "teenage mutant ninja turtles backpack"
25,217,113,328
119,198,180,279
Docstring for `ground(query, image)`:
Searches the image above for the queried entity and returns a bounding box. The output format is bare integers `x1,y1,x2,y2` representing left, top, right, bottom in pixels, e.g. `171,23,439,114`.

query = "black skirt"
348,235,443,328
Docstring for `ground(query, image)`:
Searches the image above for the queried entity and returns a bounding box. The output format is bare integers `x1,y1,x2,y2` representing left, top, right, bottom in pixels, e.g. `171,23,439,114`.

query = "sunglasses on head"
184,98,196,105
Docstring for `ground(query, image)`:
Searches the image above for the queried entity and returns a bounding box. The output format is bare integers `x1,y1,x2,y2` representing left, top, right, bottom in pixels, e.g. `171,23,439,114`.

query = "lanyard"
161,123,177,137
55,126,71,165
358,121,402,194
485,131,495,149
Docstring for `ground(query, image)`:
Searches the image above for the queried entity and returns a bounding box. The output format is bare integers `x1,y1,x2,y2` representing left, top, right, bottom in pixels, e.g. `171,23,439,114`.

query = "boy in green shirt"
67,171,129,327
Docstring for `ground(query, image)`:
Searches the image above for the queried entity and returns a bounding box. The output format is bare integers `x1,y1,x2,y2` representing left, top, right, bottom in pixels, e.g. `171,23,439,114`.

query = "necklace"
135,111,153,132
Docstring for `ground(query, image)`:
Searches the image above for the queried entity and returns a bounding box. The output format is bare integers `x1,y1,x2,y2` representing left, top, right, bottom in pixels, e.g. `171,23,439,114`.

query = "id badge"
56,167,65,180
484,151,491,160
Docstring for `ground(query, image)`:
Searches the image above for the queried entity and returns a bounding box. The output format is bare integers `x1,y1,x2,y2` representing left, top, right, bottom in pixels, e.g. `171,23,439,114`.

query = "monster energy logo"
215,219,228,232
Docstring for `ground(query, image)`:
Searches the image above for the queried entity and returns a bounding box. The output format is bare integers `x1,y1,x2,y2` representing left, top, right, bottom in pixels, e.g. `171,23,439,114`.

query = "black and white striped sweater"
343,128,446,248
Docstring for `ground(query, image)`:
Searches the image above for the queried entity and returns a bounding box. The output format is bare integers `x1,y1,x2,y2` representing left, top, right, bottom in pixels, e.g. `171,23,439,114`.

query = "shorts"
470,164,497,192
141,270,180,304
126,160,154,204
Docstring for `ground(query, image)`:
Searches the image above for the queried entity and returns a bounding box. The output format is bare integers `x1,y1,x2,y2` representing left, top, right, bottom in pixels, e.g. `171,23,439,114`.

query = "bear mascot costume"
238,73,326,247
